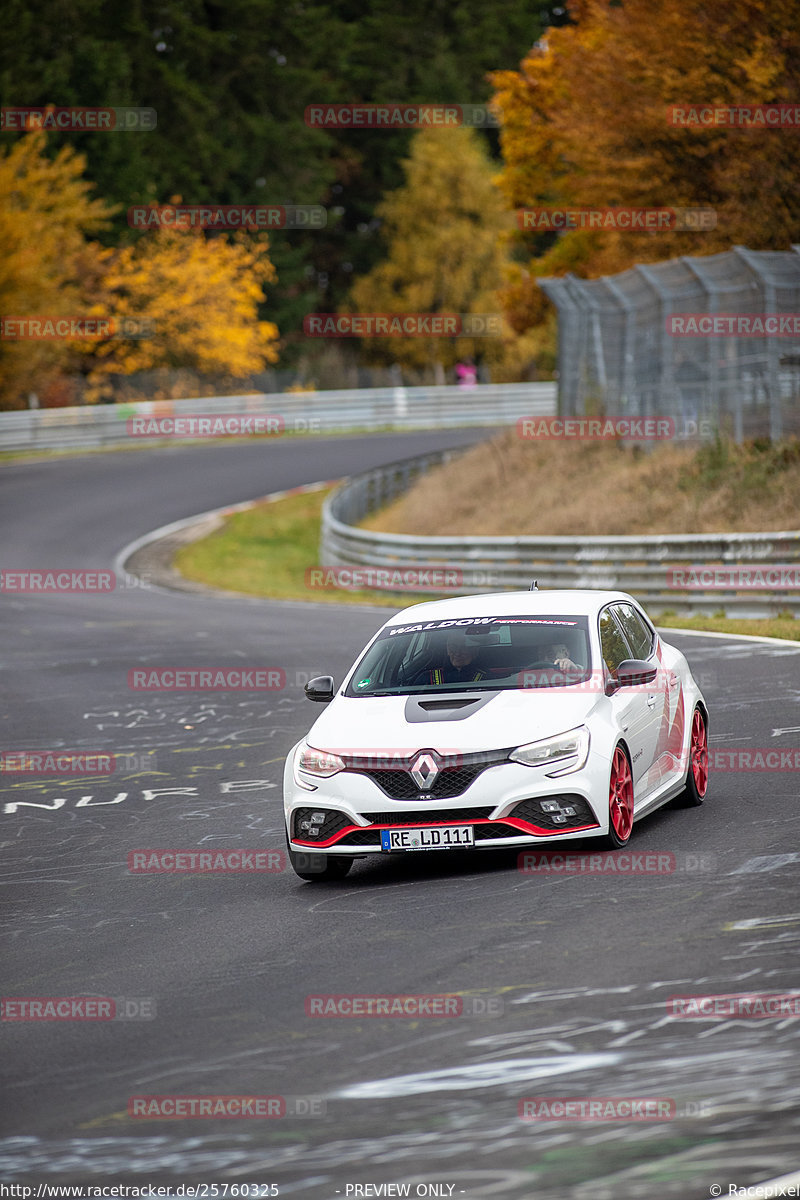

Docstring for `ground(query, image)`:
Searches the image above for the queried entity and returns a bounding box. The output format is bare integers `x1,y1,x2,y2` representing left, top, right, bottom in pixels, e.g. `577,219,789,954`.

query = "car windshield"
344,614,593,697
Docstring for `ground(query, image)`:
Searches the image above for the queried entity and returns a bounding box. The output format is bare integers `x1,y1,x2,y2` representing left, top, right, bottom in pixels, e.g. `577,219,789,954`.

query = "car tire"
605,744,634,848
673,706,708,808
286,838,354,882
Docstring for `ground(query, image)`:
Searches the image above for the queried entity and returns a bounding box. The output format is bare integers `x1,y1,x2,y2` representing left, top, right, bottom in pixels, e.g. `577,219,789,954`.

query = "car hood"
305,688,602,756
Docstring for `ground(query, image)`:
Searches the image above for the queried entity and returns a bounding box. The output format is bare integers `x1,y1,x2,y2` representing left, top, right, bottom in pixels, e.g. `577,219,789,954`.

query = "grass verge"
174,487,449,608
650,611,800,641
174,487,800,640
361,432,800,536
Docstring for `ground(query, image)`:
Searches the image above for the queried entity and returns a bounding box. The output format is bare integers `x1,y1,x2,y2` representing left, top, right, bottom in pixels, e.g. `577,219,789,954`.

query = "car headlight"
296,744,345,779
509,726,590,776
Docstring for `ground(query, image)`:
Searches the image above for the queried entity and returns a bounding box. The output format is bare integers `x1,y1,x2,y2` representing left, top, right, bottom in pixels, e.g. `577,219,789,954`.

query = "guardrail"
321,451,800,617
0,382,556,453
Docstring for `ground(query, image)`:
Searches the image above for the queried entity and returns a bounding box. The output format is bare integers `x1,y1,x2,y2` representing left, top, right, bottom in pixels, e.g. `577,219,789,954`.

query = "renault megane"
283,589,708,880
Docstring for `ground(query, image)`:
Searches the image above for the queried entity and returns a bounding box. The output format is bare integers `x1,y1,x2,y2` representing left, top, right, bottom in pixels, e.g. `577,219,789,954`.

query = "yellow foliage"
78,226,280,401
349,126,518,372
0,134,280,407
0,132,113,409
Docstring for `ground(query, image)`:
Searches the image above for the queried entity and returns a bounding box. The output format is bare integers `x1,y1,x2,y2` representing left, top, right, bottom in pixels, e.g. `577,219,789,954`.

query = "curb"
114,479,340,598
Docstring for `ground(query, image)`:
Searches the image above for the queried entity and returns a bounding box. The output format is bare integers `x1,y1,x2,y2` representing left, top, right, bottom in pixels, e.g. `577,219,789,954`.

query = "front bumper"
284,757,605,855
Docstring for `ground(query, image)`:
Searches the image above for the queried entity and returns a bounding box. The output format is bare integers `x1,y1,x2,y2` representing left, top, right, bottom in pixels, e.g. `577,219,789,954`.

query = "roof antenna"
529,579,539,590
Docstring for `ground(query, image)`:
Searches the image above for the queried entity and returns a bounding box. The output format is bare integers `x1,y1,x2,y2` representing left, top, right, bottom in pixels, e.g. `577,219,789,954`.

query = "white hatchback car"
283,589,708,880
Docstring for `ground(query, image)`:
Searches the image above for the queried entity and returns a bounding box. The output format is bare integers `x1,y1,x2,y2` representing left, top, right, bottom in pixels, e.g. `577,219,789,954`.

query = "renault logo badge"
410,752,439,791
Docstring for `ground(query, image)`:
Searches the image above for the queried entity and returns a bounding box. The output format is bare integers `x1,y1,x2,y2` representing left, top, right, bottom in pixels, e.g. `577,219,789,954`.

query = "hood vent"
404,692,496,723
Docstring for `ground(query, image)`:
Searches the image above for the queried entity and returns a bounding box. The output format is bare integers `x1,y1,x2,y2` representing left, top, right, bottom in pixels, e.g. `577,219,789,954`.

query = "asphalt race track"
2,430,799,1199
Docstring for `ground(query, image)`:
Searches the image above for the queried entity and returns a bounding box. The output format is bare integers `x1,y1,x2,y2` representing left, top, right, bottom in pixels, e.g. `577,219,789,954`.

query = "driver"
415,630,487,685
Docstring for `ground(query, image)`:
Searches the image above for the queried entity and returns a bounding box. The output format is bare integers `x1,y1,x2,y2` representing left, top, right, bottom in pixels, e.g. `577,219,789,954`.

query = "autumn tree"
77,225,280,402
348,125,517,379
0,0,566,350
0,132,113,409
492,0,800,331
0,133,280,407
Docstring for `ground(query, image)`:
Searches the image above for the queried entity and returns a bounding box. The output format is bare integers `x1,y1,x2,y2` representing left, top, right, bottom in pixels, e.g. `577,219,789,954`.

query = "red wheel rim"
609,747,633,840
690,709,708,796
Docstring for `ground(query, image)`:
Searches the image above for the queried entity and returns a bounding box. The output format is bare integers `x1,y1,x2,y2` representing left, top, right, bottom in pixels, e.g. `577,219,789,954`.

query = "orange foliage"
0,134,280,408
78,225,279,401
491,0,800,330
0,133,113,409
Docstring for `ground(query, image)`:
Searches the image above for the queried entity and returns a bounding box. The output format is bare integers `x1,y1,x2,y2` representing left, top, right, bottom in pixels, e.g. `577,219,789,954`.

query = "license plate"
380,824,474,852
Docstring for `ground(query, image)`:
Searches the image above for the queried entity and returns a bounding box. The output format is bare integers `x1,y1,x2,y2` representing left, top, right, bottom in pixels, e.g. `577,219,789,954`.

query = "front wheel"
287,843,353,882
674,707,708,807
605,745,634,847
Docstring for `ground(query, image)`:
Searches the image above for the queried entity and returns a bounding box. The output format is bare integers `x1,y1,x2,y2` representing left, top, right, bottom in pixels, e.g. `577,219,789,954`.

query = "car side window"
611,603,654,660
599,609,632,675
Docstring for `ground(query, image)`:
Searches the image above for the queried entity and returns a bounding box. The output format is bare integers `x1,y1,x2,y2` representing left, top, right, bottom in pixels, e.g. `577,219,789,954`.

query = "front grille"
473,823,522,841
360,806,496,826
344,748,511,801
509,795,598,830
337,829,383,847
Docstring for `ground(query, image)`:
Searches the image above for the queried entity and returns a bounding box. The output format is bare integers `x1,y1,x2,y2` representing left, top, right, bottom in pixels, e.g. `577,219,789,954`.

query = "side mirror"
615,659,658,687
304,675,335,703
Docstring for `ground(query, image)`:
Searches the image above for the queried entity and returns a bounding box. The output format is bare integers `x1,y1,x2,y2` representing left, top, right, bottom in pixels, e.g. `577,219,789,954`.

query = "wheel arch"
694,699,709,731
614,737,633,771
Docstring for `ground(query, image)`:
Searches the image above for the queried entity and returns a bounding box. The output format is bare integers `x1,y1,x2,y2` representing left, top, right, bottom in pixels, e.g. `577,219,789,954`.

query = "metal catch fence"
539,246,800,442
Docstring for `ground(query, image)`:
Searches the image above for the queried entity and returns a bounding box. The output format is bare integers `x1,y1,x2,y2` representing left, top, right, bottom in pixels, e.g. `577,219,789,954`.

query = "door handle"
646,694,657,708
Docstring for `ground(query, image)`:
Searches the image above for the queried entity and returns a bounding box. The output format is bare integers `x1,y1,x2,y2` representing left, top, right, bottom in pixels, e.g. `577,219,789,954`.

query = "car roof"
382,589,639,626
